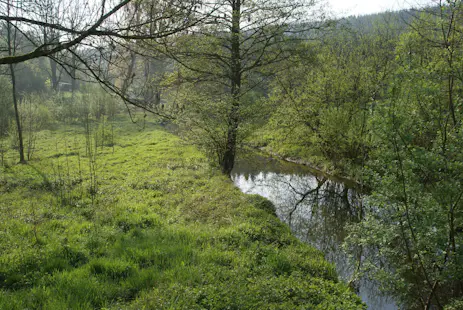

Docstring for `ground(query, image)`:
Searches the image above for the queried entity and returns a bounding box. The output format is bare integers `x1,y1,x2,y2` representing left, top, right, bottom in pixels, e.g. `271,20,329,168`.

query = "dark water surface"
231,154,396,310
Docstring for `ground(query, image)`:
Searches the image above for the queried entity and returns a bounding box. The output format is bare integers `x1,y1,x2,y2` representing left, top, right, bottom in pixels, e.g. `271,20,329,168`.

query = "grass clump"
0,116,364,309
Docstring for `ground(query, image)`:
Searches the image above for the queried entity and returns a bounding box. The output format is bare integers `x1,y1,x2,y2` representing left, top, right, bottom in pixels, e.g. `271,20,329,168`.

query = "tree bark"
71,51,78,95
122,50,137,96
50,57,59,91
9,63,25,163
221,0,241,175
6,0,25,163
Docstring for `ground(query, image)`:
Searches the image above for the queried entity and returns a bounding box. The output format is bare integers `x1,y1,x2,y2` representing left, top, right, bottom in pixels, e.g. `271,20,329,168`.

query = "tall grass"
0,110,364,309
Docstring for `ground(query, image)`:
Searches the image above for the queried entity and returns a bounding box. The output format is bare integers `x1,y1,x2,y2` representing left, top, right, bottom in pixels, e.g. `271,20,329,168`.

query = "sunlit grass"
0,115,364,309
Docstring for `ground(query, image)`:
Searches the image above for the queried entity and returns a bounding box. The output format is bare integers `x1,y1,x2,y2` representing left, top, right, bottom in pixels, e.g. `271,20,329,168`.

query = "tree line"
263,3,463,309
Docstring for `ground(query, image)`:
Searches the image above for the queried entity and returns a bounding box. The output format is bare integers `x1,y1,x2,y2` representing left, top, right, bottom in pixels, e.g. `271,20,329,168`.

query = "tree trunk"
448,74,456,126
9,64,25,163
122,50,137,96
6,0,25,163
144,58,153,103
71,52,77,95
50,57,59,91
222,98,239,175
221,0,241,175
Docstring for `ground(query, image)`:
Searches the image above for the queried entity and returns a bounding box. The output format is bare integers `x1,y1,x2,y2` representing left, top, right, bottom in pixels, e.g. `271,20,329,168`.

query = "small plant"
18,94,53,161
0,139,5,167
28,207,44,245
84,113,98,206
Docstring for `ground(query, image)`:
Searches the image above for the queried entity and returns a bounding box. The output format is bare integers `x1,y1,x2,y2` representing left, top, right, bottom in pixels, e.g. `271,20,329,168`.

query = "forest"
0,0,462,309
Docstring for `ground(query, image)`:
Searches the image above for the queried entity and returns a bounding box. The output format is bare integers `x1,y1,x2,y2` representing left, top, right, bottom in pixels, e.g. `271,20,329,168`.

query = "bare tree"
40,0,62,91
4,0,25,163
0,0,213,111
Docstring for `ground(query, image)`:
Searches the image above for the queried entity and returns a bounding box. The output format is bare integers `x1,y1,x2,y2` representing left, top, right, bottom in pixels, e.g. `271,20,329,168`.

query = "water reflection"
231,155,396,310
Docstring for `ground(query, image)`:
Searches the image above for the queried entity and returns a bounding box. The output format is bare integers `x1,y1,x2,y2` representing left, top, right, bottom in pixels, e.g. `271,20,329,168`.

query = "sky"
328,0,435,16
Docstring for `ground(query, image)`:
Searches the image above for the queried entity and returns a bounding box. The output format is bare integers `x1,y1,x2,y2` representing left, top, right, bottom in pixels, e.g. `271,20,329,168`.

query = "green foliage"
446,298,463,310
258,16,400,176
344,7,463,309
14,61,48,94
166,66,268,168
48,86,122,124
252,7,463,308
0,117,363,309
159,0,321,173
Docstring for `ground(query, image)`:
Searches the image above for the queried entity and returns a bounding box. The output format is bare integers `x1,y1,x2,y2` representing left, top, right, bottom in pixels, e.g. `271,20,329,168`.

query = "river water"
231,154,397,310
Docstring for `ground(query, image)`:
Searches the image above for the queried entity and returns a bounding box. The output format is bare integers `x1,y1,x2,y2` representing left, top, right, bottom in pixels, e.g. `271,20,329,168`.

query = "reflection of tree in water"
233,171,397,310
233,172,361,278
245,173,361,278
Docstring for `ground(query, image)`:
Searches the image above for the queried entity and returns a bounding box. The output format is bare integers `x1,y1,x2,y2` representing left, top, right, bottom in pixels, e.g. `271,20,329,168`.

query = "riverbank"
247,125,369,185
232,153,396,310
0,117,364,309
241,143,362,190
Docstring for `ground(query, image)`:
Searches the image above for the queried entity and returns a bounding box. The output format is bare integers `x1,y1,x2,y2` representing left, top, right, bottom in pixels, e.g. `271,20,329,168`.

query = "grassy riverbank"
248,126,363,182
0,117,364,309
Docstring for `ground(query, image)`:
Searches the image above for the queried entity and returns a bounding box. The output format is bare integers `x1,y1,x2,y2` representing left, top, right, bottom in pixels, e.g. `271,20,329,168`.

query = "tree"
0,0,211,110
262,14,399,175
39,0,62,91
158,0,326,174
345,4,463,308
405,0,463,127
0,0,214,162
4,0,25,163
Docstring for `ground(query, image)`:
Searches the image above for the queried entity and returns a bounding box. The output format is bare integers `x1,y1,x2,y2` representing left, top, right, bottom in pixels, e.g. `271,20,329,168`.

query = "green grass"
0,116,364,309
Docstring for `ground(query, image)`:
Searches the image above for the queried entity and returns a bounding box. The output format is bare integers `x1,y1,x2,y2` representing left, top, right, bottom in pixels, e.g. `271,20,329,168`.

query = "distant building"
58,82,72,92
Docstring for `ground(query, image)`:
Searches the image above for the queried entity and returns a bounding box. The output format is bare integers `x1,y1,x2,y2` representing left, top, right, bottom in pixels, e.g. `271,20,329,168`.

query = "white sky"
328,0,435,16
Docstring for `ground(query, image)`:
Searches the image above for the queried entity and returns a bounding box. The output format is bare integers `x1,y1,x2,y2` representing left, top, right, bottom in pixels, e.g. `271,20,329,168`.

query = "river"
231,153,397,310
